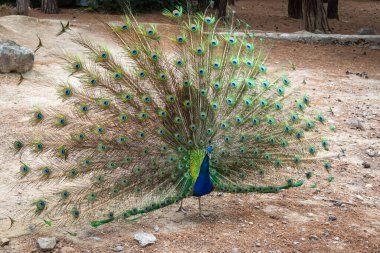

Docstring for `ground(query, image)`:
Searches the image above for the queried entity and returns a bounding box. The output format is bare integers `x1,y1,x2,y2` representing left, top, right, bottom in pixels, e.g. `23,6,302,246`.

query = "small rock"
134,232,156,247
323,229,331,237
91,237,101,242
0,40,34,73
153,225,159,232
37,237,57,251
255,242,261,247
355,195,364,201
362,161,371,168
334,236,340,241
112,244,124,252
293,241,300,246
347,118,365,130
366,148,378,157
328,215,337,221
365,184,373,188
60,247,76,253
1,238,10,246
357,27,377,35
231,248,239,253
309,235,319,241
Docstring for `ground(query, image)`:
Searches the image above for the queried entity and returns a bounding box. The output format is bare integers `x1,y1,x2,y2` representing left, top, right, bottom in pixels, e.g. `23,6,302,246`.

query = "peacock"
10,5,335,231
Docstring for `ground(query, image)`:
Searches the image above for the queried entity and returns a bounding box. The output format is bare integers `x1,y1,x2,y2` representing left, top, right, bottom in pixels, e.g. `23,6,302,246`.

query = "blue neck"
199,154,210,175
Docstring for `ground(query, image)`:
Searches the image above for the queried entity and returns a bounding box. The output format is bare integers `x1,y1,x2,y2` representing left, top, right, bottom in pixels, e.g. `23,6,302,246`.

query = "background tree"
327,0,339,19
16,0,29,15
288,0,302,19
302,0,330,33
41,0,59,14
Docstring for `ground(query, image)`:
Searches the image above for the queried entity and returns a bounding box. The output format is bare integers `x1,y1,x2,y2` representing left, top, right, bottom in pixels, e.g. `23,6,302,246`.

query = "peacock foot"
197,212,210,220
176,206,188,214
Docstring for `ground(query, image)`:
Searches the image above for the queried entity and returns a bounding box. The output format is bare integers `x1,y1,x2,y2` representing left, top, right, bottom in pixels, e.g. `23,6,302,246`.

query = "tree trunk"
302,0,330,33
198,0,210,11
41,0,59,14
16,0,29,16
327,0,339,19
288,0,303,19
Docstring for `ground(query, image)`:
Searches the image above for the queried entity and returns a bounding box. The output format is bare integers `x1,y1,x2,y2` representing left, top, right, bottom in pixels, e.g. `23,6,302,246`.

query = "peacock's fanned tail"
11,5,335,230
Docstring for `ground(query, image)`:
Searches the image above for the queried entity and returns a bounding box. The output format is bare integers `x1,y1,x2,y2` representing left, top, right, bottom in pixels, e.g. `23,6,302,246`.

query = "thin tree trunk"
41,0,59,14
288,0,303,19
16,0,29,16
327,0,339,19
218,0,228,18
302,0,330,33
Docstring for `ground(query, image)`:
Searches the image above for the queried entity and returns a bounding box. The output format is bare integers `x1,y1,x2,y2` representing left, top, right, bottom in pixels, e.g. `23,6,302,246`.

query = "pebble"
37,237,57,251
334,236,341,241
231,248,239,253
365,184,373,188
328,215,337,221
134,232,157,247
323,229,331,237
1,238,10,246
153,225,160,232
346,118,365,130
366,148,378,157
91,237,102,242
362,161,371,168
309,235,319,241
255,242,261,247
293,241,300,246
355,195,364,201
112,244,124,252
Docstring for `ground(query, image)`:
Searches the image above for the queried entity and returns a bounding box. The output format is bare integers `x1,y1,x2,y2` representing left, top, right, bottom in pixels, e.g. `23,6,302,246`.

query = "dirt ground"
0,1,380,252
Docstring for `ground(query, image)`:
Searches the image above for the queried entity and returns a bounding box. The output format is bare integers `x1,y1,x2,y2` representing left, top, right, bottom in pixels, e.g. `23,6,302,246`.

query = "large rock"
0,40,34,73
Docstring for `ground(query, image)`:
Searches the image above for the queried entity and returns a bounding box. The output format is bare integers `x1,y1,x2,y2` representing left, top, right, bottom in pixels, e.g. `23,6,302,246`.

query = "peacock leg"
197,197,207,219
176,200,187,213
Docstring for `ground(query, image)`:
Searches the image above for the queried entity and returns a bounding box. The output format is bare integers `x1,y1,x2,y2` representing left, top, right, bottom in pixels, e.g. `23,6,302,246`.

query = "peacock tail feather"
10,5,335,230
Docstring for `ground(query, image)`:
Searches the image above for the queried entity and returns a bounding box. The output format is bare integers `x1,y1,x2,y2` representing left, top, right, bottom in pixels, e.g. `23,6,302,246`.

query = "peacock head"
207,146,212,159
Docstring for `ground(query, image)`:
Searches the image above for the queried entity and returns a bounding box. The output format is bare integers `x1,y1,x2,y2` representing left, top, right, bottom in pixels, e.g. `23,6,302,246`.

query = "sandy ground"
0,1,380,252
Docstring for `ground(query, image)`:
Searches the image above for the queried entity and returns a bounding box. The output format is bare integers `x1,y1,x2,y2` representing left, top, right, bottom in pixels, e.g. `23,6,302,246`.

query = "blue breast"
193,154,213,197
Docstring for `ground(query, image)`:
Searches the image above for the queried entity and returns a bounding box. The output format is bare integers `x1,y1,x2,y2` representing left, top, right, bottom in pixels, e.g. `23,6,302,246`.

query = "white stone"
37,237,56,251
134,232,157,247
